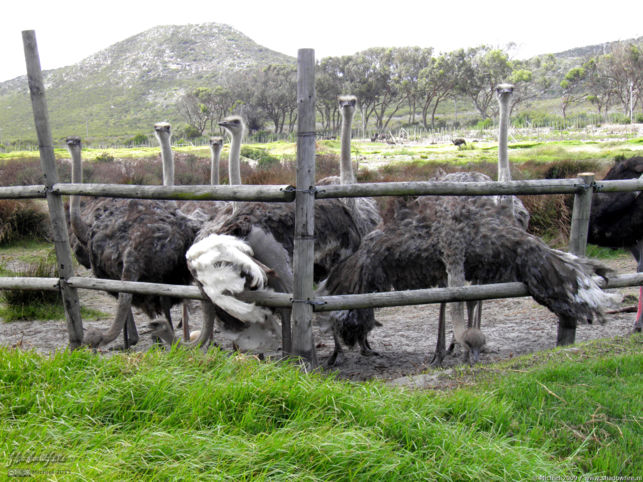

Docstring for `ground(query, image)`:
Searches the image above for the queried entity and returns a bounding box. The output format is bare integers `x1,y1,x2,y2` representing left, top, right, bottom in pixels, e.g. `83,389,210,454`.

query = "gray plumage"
322,171,617,365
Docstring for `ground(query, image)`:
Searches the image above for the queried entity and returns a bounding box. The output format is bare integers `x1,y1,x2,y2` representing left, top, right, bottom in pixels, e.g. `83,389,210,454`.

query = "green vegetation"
0,335,640,479
0,200,49,245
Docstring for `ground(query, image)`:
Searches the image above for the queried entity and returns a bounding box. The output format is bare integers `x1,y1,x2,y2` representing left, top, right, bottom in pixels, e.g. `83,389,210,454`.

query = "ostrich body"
588,156,643,331
66,136,201,349
186,198,362,352
322,171,618,365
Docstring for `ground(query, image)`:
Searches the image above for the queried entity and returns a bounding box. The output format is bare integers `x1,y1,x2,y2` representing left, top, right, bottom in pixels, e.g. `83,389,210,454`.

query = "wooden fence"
1,33,643,363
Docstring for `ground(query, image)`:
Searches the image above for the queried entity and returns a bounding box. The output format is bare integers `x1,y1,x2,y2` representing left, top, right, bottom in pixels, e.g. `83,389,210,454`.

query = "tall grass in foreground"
0,335,640,480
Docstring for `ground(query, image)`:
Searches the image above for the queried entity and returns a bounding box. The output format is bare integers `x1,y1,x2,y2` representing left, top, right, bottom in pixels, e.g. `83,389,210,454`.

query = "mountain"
0,23,294,143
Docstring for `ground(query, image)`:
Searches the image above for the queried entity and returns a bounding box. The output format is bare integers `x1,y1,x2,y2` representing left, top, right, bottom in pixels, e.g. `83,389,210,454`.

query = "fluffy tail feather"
519,245,621,323
186,234,272,324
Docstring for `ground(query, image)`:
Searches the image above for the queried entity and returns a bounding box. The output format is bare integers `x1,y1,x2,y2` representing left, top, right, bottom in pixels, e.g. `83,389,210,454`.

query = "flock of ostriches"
67,85,643,369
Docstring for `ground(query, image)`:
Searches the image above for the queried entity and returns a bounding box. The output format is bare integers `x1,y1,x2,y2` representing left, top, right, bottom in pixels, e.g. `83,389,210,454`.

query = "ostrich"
321,171,618,366
318,95,381,237
209,136,224,185
66,136,139,348
445,84,531,354
66,136,204,349
219,115,244,185
588,155,643,332
186,198,363,353
152,120,244,340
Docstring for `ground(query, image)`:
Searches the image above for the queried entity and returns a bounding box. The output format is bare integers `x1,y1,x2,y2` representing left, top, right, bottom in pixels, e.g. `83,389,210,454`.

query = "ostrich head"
338,94,357,112
218,115,245,139
153,122,172,142
65,136,81,151
209,136,224,149
496,83,514,106
462,328,486,365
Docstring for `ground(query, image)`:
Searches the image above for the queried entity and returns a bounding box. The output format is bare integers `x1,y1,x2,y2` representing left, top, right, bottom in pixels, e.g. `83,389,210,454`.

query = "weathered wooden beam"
53,183,295,202
22,30,84,348
0,185,47,199
0,277,59,291
593,176,643,192
315,178,587,199
65,277,293,307
314,273,643,312
569,172,595,256
291,49,316,364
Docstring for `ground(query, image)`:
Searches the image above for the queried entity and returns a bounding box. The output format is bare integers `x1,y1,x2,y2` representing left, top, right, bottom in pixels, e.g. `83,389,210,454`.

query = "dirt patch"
1,258,639,388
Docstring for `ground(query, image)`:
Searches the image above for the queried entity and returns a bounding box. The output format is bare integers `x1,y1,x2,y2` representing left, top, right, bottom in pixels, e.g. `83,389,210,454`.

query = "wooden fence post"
569,172,595,256
22,30,84,348
291,49,317,366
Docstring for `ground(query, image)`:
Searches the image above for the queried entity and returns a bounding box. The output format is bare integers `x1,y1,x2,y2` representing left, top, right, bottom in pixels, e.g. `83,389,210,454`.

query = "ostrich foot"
430,349,446,367
326,348,345,367
359,346,379,357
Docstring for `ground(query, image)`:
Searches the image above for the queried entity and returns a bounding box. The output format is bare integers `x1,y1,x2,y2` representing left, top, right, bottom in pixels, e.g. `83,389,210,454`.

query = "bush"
0,200,50,245
1,254,63,321
476,118,493,130
95,152,115,163
543,159,600,179
241,146,281,168
127,134,149,146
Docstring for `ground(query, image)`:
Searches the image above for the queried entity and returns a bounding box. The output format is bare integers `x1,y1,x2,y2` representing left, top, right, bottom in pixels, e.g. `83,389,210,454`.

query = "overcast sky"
1,0,641,82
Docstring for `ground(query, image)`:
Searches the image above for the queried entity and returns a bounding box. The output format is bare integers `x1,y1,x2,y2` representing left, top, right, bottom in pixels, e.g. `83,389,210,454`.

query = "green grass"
0,335,640,479
0,302,106,322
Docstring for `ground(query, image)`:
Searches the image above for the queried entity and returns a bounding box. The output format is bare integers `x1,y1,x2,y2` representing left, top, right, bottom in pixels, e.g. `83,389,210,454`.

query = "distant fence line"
2,116,641,153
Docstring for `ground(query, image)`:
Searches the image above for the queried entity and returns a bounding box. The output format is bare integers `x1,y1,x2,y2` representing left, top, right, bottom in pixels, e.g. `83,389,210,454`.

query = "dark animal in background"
588,156,643,332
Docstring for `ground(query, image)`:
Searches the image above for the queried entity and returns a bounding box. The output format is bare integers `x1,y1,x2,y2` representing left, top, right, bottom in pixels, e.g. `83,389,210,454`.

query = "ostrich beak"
469,347,481,365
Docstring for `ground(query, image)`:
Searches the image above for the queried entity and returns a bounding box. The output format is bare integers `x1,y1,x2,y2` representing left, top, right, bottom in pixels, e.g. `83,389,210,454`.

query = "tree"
560,66,587,121
456,46,514,120
418,52,459,129
393,47,433,125
316,56,348,132
177,87,213,135
176,86,234,135
583,56,614,120
603,43,642,119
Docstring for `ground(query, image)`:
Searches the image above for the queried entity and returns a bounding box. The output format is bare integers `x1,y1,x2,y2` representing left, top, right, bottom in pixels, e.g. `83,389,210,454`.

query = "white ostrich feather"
186,234,271,323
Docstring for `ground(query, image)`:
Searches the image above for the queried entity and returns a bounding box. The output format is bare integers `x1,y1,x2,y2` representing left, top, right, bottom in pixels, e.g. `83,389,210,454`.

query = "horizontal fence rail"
315,177,643,199
2,177,641,202
0,185,47,199
3,273,641,312
54,183,296,202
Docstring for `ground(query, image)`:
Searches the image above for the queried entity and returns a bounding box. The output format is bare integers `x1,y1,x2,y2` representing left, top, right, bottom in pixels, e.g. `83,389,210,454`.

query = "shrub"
543,159,600,179
0,200,50,245
0,255,65,321
127,134,149,146
521,194,572,245
241,146,281,168
95,152,115,163
476,118,493,130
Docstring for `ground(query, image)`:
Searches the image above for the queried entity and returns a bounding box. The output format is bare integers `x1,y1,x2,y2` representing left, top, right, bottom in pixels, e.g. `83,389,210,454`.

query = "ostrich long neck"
497,94,511,183
229,132,242,185
159,135,174,186
210,144,222,185
68,145,90,245
340,108,355,184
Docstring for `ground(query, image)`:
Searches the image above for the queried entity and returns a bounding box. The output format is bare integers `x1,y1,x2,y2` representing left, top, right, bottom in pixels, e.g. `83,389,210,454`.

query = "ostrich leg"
556,315,577,346
431,303,448,366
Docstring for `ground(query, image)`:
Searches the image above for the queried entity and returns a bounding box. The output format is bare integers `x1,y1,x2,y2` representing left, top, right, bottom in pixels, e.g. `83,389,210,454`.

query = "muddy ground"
1,257,639,388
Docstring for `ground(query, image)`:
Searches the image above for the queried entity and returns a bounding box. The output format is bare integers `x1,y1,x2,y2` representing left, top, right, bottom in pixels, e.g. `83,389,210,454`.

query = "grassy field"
0,335,640,480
